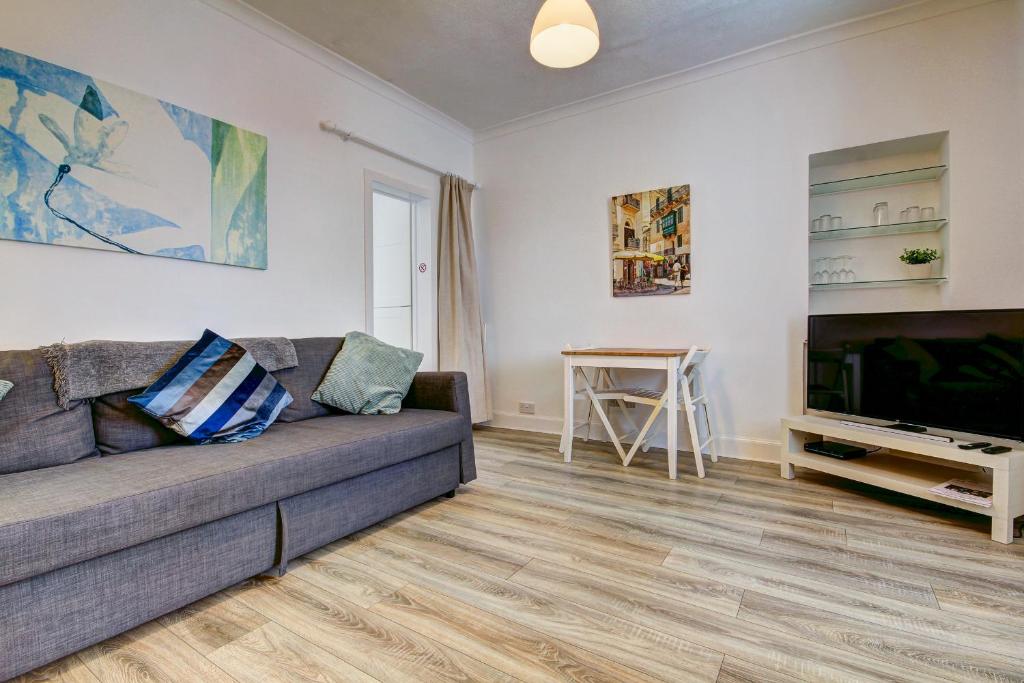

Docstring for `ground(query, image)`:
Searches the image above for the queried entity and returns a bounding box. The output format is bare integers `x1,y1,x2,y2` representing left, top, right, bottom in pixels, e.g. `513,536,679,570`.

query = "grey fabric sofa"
0,337,475,680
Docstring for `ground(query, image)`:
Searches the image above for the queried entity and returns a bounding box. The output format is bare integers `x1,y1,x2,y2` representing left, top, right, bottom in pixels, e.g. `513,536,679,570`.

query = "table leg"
990,466,1018,544
780,424,797,479
666,358,678,479
781,461,796,480
991,516,1014,544
562,357,574,462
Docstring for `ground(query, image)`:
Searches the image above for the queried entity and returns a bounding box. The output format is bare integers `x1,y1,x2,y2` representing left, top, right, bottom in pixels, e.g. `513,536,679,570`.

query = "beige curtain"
438,174,491,423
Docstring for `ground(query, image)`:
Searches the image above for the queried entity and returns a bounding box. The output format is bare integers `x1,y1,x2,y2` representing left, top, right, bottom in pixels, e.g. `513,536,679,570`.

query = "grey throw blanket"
42,337,298,409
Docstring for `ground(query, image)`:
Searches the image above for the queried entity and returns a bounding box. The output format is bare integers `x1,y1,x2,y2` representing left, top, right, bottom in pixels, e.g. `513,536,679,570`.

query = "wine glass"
842,256,856,283
812,257,828,285
828,257,842,284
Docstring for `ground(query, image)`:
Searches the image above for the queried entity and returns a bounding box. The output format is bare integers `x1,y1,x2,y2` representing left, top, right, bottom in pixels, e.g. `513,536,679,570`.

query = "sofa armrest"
403,372,467,413
403,372,476,483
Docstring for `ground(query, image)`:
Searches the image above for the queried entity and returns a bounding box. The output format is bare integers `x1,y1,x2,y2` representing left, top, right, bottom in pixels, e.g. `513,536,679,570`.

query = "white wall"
475,0,1024,459
0,0,473,350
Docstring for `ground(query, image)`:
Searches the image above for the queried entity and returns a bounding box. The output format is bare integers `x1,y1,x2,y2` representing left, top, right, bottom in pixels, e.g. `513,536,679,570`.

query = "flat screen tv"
807,309,1024,441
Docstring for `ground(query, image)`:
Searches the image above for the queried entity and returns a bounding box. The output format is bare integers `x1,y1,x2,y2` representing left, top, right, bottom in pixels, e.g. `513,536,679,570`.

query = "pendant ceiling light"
530,0,600,69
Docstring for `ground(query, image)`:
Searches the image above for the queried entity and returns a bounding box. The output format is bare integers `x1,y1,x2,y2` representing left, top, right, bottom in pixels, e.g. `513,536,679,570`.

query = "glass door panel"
371,191,413,349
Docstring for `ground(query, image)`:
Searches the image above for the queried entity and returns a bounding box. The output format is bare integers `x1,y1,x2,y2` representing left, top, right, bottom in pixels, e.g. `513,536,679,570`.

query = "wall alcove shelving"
808,132,950,311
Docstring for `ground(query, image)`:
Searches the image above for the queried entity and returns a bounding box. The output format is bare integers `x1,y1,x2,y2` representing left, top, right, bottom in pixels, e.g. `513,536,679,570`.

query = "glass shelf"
810,219,947,241
810,165,947,196
810,277,947,291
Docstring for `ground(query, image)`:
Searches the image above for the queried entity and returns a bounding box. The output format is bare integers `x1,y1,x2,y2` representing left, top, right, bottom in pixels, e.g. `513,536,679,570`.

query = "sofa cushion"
0,409,464,587
93,337,339,453
0,350,98,475
312,331,423,415
93,390,184,455
273,337,344,423
128,329,293,444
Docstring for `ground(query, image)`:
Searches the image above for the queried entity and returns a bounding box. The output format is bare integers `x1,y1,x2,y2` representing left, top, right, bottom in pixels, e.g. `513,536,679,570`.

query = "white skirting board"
487,411,780,462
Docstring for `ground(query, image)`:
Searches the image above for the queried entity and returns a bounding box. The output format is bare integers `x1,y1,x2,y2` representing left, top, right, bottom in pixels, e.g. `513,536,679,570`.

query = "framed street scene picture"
610,184,691,297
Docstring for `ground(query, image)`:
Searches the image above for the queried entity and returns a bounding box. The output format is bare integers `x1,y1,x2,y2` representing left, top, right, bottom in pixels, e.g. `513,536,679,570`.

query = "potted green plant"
899,248,941,278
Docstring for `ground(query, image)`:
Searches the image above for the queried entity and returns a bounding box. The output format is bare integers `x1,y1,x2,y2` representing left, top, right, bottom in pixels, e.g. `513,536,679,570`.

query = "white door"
366,178,435,369
372,191,414,349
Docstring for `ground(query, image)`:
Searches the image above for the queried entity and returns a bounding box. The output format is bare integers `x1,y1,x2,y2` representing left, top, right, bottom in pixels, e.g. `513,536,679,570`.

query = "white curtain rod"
319,121,479,189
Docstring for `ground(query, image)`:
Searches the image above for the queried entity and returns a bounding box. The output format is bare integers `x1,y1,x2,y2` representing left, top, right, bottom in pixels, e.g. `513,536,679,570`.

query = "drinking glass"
812,257,829,285
905,206,920,222
811,218,823,232
842,256,856,283
873,202,889,226
829,216,843,229
828,257,842,284
898,209,908,222
921,206,936,220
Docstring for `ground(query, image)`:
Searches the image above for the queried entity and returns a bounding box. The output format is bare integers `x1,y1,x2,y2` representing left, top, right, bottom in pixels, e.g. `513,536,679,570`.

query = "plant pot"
904,259,941,278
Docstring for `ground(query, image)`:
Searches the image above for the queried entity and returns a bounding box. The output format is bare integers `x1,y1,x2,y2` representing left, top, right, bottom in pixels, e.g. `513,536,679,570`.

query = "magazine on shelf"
927,479,993,508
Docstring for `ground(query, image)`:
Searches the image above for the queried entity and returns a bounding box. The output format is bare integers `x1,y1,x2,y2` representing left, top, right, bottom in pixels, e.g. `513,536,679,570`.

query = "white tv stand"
837,420,953,443
781,415,1024,543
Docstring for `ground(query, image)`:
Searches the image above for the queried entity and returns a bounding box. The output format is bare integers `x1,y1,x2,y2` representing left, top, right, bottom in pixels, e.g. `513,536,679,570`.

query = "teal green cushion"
311,331,423,415
0,380,11,401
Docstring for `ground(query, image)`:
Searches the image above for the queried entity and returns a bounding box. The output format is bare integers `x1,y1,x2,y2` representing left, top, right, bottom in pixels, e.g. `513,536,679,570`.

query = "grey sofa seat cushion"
0,350,98,475
0,409,463,587
93,389,184,455
273,337,344,423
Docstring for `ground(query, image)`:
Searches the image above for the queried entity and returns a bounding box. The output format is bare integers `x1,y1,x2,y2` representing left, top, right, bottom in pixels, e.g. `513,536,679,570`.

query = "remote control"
981,445,1012,454
958,442,991,450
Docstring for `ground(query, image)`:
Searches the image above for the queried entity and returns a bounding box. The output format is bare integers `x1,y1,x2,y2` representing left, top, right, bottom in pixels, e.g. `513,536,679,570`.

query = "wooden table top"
561,347,706,357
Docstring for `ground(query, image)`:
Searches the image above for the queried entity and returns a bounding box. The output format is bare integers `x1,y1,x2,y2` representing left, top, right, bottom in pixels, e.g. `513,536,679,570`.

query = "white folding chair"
618,347,718,478
558,344,649,459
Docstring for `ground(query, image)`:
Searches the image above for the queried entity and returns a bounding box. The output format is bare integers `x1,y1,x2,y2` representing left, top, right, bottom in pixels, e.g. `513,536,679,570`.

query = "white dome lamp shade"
530,0,600,69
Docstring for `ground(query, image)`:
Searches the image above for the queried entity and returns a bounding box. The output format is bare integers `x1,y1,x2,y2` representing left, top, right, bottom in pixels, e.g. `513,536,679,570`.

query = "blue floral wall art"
0,47,268,269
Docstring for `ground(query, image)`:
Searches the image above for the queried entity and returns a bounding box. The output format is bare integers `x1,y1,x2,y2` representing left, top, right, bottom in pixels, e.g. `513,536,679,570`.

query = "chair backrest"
679,347,711,392
679,346,709,372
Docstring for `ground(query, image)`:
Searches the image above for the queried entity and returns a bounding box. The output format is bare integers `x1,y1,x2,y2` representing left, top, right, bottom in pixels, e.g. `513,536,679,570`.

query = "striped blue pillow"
129,330,292,444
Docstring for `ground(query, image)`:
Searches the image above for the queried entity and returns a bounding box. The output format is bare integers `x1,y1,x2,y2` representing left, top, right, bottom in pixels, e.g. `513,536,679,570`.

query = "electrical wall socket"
518,401,536,415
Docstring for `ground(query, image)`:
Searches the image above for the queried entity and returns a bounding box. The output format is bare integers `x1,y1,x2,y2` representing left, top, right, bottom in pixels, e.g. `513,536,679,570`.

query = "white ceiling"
242,0,918,131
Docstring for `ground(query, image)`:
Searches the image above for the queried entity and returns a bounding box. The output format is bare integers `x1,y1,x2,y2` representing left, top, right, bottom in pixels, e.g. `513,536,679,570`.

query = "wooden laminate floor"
17,428,1024,683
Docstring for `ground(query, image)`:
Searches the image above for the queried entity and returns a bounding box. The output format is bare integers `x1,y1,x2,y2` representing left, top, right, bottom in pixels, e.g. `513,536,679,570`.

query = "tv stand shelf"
781,415,1024,543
